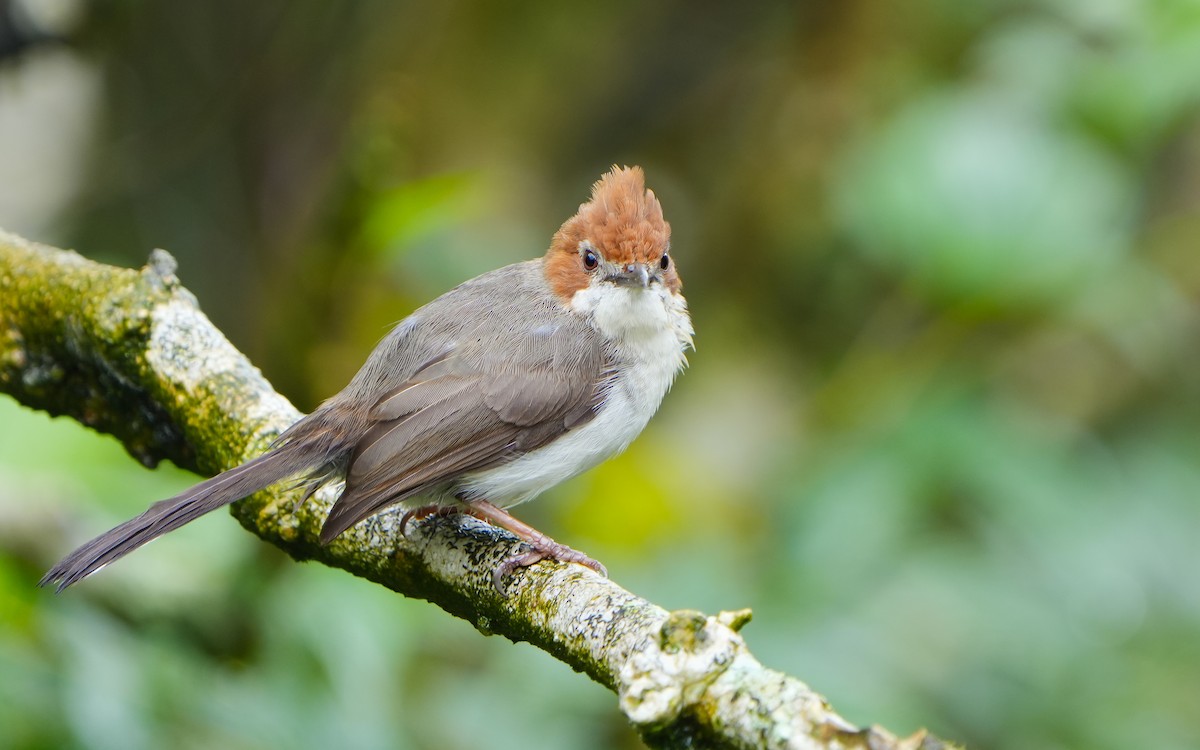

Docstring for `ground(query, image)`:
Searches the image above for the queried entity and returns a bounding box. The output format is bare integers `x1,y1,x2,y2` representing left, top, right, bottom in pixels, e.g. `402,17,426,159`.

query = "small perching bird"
41,166,693,594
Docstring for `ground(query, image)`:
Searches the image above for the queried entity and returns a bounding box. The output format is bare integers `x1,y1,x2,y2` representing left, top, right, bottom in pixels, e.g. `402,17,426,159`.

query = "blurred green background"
2,1,1199,748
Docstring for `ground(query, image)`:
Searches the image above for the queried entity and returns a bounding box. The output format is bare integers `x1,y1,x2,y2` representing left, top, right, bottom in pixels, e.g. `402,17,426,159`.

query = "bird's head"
544,165,681,307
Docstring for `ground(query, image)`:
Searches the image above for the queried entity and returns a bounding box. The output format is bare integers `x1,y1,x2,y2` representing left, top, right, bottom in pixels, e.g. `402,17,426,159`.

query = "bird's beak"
607,263,653,289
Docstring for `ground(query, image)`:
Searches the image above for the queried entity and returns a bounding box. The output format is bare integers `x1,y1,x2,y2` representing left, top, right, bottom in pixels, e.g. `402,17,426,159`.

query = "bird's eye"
659,253,670,271
582,248,599,270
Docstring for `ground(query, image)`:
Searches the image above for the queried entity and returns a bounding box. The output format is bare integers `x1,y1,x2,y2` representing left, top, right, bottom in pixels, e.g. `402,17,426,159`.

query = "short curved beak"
607,262,653,289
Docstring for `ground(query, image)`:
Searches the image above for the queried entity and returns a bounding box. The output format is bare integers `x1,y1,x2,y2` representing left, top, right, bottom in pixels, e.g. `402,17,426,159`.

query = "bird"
40,165,694,594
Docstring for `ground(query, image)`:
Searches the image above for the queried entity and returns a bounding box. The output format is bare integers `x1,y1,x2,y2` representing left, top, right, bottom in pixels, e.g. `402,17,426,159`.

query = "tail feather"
40,441,327,592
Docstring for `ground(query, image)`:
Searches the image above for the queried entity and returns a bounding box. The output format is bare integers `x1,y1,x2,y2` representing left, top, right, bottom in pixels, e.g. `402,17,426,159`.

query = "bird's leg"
462,498,608,594
400,499,607,593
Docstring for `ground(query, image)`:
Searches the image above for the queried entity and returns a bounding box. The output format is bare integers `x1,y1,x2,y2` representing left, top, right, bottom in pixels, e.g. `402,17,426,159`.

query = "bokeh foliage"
2,1,1199,748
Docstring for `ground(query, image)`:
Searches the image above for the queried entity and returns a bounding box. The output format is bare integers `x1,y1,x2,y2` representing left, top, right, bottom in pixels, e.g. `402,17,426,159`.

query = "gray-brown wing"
319,347,608,543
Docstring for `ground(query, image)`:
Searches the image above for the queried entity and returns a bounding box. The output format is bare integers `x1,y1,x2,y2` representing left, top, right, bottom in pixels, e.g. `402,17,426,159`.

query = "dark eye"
582,248,599,270
659,253,670,271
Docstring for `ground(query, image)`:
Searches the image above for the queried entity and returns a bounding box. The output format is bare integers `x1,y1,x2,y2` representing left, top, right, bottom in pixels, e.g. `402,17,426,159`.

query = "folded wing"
319,326,609,543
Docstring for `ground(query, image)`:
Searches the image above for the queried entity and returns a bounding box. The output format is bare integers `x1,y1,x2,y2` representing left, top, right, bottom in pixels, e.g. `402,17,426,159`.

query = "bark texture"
0,228,959,750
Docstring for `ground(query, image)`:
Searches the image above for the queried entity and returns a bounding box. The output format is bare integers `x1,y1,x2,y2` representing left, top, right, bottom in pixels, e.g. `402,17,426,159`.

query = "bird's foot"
463,498,607,595
401,499,607,594
491,540,606,595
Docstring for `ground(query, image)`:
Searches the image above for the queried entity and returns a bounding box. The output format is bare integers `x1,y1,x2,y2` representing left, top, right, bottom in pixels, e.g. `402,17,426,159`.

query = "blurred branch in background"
0,229,959,750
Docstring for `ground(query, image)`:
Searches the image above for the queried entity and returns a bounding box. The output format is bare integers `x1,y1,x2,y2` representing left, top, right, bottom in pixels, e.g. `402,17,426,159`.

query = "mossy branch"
0,228,958,750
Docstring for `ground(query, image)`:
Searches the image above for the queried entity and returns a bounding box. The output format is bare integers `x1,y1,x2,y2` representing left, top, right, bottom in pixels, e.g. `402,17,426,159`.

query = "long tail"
40,439,331,592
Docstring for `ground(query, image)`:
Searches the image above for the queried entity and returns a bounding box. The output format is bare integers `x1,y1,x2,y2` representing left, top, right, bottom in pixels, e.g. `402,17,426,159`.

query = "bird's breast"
458,286,691,508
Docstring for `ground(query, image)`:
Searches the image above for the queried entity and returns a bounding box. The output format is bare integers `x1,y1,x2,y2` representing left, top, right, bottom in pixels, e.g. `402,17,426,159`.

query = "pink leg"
464,499,607,593
401,499,607,594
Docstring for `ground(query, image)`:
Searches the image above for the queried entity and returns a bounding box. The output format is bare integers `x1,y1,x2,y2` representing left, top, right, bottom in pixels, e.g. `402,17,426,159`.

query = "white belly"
460,283,692,506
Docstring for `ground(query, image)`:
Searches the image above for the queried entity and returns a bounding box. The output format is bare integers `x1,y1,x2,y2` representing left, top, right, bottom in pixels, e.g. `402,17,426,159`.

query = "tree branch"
0,228,958,750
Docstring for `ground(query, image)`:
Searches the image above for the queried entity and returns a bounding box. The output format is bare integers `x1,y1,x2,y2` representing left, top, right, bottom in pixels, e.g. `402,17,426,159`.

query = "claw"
491,535,607,595
396,498,607,595
398,504,458,536
493,550,547,594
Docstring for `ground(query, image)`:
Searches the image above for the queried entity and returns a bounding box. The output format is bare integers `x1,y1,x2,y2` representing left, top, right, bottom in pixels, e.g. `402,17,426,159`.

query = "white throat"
570,281,693,371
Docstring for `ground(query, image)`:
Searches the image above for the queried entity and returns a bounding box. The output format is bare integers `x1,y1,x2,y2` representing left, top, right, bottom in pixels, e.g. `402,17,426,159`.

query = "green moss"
0,238,197,470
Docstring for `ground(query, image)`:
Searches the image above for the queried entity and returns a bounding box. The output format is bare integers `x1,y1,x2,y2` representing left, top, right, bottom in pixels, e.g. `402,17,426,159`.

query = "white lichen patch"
706,657,854,750
533,563,648,656
615,609,867,749
617,609,742,726
146,297,298,435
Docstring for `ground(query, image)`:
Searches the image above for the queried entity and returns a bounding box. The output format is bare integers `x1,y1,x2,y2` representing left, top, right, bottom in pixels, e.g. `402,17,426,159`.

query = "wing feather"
319,312,609,542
